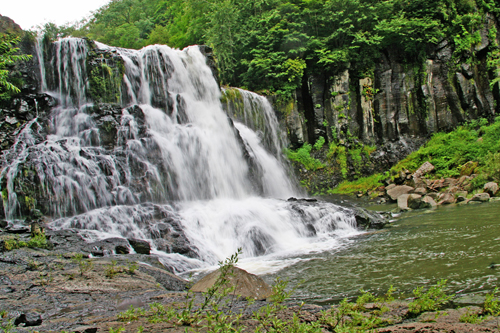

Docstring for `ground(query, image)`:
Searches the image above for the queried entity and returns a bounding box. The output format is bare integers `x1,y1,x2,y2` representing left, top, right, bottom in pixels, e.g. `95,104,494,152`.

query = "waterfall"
0,38,361,274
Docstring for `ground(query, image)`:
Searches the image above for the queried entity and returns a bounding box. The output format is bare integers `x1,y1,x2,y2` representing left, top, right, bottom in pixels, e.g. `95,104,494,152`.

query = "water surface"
268,201,500,304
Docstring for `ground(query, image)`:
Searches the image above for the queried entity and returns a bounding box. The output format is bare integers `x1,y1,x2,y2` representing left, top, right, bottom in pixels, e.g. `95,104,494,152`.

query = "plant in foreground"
408,279,453,315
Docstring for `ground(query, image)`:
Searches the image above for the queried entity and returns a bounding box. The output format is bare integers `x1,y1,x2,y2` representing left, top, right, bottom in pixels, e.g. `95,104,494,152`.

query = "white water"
0,38,361,275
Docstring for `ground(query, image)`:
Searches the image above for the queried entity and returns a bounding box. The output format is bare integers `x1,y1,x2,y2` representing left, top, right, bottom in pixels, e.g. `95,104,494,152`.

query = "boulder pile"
361,162,499,211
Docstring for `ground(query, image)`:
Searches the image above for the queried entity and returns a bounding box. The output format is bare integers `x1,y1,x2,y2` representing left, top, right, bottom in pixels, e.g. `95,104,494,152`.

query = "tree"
0,34,32,99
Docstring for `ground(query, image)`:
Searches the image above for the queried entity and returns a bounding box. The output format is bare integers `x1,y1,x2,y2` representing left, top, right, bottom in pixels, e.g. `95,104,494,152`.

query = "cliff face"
280,13,499,149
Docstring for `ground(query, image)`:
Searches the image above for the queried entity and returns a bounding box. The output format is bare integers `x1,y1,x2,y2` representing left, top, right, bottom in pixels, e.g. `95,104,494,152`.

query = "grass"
328,173,388,195
391,117,500,181
324,117,500,196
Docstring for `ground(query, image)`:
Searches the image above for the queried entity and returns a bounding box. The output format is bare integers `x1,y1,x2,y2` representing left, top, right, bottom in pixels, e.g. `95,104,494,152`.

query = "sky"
1,0,110,31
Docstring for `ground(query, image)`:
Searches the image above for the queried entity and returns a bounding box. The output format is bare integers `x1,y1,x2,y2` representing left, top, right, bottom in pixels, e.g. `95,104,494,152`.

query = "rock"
456,196,467,203
447,186,461,194
471,193,490,202
386,184,396,191
438,193,456,205
0,220,9,228
73,326,99,333
413,187,427,196
422,196,438,208
426,192,440,200
138,264,188,291
407,194,424,209
484,182,499,196
460,161,478,176
387,185,414,201
191,266,272,300
397,194,411,211
5,225,30,234
14,311,42,327
412,162,435,180
444,178,458,187
115,245,130,254
128,238,151,255
85,238,131,257
351,207,387,229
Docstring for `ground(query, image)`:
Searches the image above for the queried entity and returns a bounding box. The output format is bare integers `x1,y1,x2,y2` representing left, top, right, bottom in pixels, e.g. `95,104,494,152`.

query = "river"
264,200,500,305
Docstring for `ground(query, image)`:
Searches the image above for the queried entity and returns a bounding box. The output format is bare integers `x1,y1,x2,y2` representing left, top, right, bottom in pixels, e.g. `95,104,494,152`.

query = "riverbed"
265,200,500,305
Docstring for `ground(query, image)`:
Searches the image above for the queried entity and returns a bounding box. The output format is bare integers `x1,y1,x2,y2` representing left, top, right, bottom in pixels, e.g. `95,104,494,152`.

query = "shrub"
408,279,453,315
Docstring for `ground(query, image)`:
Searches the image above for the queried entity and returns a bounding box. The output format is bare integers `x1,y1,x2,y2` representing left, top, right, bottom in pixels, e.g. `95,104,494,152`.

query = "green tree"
0,34,32,100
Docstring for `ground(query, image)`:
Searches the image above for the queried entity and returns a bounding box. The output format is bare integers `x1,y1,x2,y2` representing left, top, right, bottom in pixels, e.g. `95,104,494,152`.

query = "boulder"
460,161,478,176
471,193,490,202
351,207,387,229
414,187,427,196
85,238,131,257
128,238,151,255
138,264,188,291
191,266,272,300
412,162,435,180
422,196,438,208
397,194,411,211
438,193,456,205
387,185,414,201
407,194,424,209
484,182,499,196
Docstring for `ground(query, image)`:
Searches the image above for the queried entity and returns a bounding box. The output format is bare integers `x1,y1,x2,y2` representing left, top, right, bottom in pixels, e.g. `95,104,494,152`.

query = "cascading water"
0,38,362,275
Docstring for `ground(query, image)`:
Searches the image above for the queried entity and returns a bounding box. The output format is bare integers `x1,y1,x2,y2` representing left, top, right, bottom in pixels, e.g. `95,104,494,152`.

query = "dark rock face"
128,238,151,255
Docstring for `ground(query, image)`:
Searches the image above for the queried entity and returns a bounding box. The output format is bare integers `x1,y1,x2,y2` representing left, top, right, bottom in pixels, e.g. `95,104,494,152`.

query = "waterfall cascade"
0,38,361,274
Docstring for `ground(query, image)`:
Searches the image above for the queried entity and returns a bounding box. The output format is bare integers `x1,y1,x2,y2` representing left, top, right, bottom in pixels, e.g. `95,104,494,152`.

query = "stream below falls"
263,200,500,305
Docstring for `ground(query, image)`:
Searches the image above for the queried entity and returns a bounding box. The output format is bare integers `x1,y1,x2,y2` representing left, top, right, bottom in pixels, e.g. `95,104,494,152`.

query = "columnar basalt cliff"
280,14,499,148
275,13,500,192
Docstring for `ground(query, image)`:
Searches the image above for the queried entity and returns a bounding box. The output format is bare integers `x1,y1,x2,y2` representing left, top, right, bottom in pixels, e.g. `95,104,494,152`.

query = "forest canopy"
49,0,500,99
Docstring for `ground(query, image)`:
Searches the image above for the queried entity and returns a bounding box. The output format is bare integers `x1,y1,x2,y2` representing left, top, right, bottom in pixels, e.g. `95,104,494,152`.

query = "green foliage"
390,118,500,187
319,288,393,332
71,253,94,276
2,233,50,251
0,34,32,100
459,308,483,324
286,143,325,171
484,287,500,316
408,279,453,316
105,259,121,278
313,136,325,150
118,305,146,322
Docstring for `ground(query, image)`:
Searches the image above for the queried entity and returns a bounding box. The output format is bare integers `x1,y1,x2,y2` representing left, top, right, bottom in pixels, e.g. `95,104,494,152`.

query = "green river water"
269,200,500,305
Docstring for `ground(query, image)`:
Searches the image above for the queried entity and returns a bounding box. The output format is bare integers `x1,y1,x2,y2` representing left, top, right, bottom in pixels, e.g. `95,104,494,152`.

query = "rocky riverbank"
353,161,500,212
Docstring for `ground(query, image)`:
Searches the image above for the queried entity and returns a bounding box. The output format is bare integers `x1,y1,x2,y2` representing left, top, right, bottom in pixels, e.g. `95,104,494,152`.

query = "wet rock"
351,207,387,229
0,220,9,228
484,182,499,196
387,185,414,201
5,225,30,234
14,311,42,327
85,238,131,257
191,266,272,300
471,193,490,202
128,238,151,255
